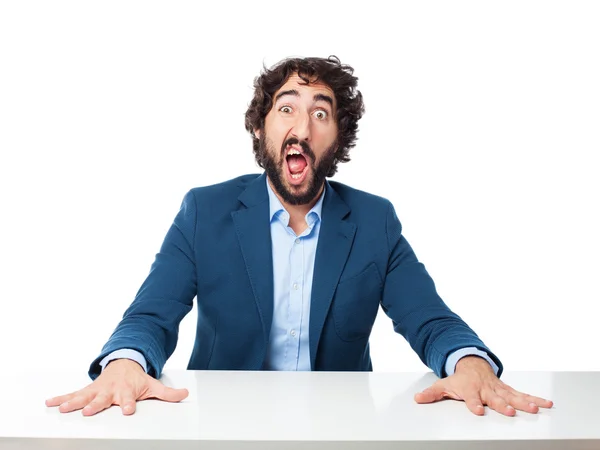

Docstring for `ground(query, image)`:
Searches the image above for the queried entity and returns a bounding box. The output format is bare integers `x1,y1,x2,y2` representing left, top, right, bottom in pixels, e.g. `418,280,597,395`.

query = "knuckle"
94,393,113,406
79,387,99,400
481,391,494,404
119,385,140,401
484,395,498,407
492,396,507,408
114,391,135,405
65,395,84,408
466,381,480,392
466,395,481,405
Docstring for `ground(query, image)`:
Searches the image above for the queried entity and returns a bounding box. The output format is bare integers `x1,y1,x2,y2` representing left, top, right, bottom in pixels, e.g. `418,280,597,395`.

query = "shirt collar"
266,176,325,225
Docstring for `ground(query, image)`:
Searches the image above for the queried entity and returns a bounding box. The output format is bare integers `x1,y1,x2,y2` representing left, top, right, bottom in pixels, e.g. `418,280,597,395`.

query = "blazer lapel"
231,173,274,344
309,182,356,369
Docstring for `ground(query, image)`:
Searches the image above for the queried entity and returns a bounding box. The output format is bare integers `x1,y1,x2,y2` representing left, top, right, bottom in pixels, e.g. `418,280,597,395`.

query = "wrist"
455,355,494,375
105,358,145,373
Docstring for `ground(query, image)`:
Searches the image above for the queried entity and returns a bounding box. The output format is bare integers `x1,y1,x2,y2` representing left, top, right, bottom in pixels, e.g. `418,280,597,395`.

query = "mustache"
281,138,315,162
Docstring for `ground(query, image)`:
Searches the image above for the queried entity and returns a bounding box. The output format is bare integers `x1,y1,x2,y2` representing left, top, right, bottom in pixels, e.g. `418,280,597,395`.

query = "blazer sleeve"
88,190,198,380
380,202,503,378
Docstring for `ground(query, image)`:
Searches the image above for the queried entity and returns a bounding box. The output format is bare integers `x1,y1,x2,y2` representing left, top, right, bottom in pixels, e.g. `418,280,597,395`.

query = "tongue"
287,155,307,174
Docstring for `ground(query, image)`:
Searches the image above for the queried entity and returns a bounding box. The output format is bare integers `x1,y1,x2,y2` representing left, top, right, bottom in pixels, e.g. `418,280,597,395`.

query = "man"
46,56,553,417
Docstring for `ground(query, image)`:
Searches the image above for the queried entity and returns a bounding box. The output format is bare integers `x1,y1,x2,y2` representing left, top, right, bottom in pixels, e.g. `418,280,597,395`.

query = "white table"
1,370,598,449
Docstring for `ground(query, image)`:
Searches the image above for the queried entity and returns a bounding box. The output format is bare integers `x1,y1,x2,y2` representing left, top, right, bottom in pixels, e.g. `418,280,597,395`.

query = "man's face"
257,74,338,206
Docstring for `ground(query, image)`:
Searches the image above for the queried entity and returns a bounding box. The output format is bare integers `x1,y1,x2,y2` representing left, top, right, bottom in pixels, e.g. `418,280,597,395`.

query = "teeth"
287,149,301,156
291,173,303,179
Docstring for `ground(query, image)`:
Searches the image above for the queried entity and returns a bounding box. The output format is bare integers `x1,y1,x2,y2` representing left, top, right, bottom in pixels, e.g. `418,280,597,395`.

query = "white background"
1,1,598,377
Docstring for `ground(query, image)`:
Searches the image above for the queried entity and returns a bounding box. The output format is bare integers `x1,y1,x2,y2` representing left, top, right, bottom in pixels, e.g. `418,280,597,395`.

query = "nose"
290,110,311,142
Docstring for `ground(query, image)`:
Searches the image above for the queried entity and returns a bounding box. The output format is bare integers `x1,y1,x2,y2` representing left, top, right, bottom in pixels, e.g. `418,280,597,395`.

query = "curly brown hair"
244,55,365,177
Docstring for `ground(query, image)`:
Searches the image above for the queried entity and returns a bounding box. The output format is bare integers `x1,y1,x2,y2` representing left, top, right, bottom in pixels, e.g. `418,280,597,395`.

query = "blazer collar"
237,172,269,209
237,172,350,221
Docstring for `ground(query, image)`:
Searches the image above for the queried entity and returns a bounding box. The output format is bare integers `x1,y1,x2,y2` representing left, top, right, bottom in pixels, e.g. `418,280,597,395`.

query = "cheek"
314,128,338,154
265,125,285,149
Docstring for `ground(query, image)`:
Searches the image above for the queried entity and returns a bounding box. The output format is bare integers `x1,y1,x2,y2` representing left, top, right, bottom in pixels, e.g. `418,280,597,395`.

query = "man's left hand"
414,356,554,416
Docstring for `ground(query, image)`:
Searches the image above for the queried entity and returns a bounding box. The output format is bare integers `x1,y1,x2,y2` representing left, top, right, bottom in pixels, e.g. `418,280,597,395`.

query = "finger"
500,385,554,409
483,389,516,417
523,394,554,409
118,394,137,416
414,386,448,404
46,392,77,407
463,394,485,416
82,393,114,417
58,393,95,413
148,382,189,403
495,387,540,414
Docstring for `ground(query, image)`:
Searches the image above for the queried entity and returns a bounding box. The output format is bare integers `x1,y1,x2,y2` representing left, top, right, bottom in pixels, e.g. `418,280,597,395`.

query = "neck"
267,178,324,222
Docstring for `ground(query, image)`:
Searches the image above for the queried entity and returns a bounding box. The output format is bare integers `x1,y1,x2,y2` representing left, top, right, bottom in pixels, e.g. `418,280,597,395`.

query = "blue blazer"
89,173,502,379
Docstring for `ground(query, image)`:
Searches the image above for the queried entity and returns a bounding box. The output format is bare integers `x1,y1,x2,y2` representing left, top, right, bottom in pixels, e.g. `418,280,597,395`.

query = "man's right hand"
44,359,189,416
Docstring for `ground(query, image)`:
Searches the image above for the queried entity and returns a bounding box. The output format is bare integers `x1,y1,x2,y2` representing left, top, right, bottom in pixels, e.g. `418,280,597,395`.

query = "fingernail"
477,405,484,409
507,405,515,410
529,402,538,408
60,402,68,408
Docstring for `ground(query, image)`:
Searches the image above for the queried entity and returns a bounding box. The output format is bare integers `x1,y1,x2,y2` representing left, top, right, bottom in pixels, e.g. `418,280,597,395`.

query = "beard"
258,133,337,206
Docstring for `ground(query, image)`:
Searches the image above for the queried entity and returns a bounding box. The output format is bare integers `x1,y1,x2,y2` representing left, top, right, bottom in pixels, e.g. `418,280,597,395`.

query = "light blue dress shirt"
262,178,324,370
100,177,499,377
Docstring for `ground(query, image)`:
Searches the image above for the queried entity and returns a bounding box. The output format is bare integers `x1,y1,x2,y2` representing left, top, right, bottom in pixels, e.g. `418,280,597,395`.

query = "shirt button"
290,330,297,337
295,238,300,244
293,283,298,290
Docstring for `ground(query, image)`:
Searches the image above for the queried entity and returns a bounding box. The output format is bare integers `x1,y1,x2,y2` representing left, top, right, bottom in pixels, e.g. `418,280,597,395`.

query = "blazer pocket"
332,263,383,342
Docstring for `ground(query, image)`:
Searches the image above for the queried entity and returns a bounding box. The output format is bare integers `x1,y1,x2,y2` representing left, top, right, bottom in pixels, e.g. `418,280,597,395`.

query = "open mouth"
284,147,309,185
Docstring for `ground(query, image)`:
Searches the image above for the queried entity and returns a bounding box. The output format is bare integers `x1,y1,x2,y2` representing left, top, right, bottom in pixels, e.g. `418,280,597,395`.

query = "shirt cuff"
445,347,499,377
99,348,148,373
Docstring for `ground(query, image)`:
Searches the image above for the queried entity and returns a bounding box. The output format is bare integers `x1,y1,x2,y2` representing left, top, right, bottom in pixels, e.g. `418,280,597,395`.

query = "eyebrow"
313,93,334,108
275,89,334,108
275,89,299,102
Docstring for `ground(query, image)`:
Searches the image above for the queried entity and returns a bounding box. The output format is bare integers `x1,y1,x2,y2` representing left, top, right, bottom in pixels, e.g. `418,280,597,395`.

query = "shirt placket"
286,234,304,370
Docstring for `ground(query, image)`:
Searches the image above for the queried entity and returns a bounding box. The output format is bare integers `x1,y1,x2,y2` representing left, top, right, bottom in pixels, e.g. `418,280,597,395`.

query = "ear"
254,129,261,139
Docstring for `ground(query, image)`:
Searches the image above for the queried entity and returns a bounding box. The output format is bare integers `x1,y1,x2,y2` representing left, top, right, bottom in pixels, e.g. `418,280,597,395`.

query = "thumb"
414,385,448,404
147,380,189,403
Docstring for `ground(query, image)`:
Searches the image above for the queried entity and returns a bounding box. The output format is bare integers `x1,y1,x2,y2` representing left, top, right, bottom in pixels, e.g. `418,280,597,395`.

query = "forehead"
274,74,336,107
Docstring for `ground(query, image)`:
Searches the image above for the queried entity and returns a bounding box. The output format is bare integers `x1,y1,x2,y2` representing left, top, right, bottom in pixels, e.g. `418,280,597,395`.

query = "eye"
279,105,293,114
313,110,328,120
